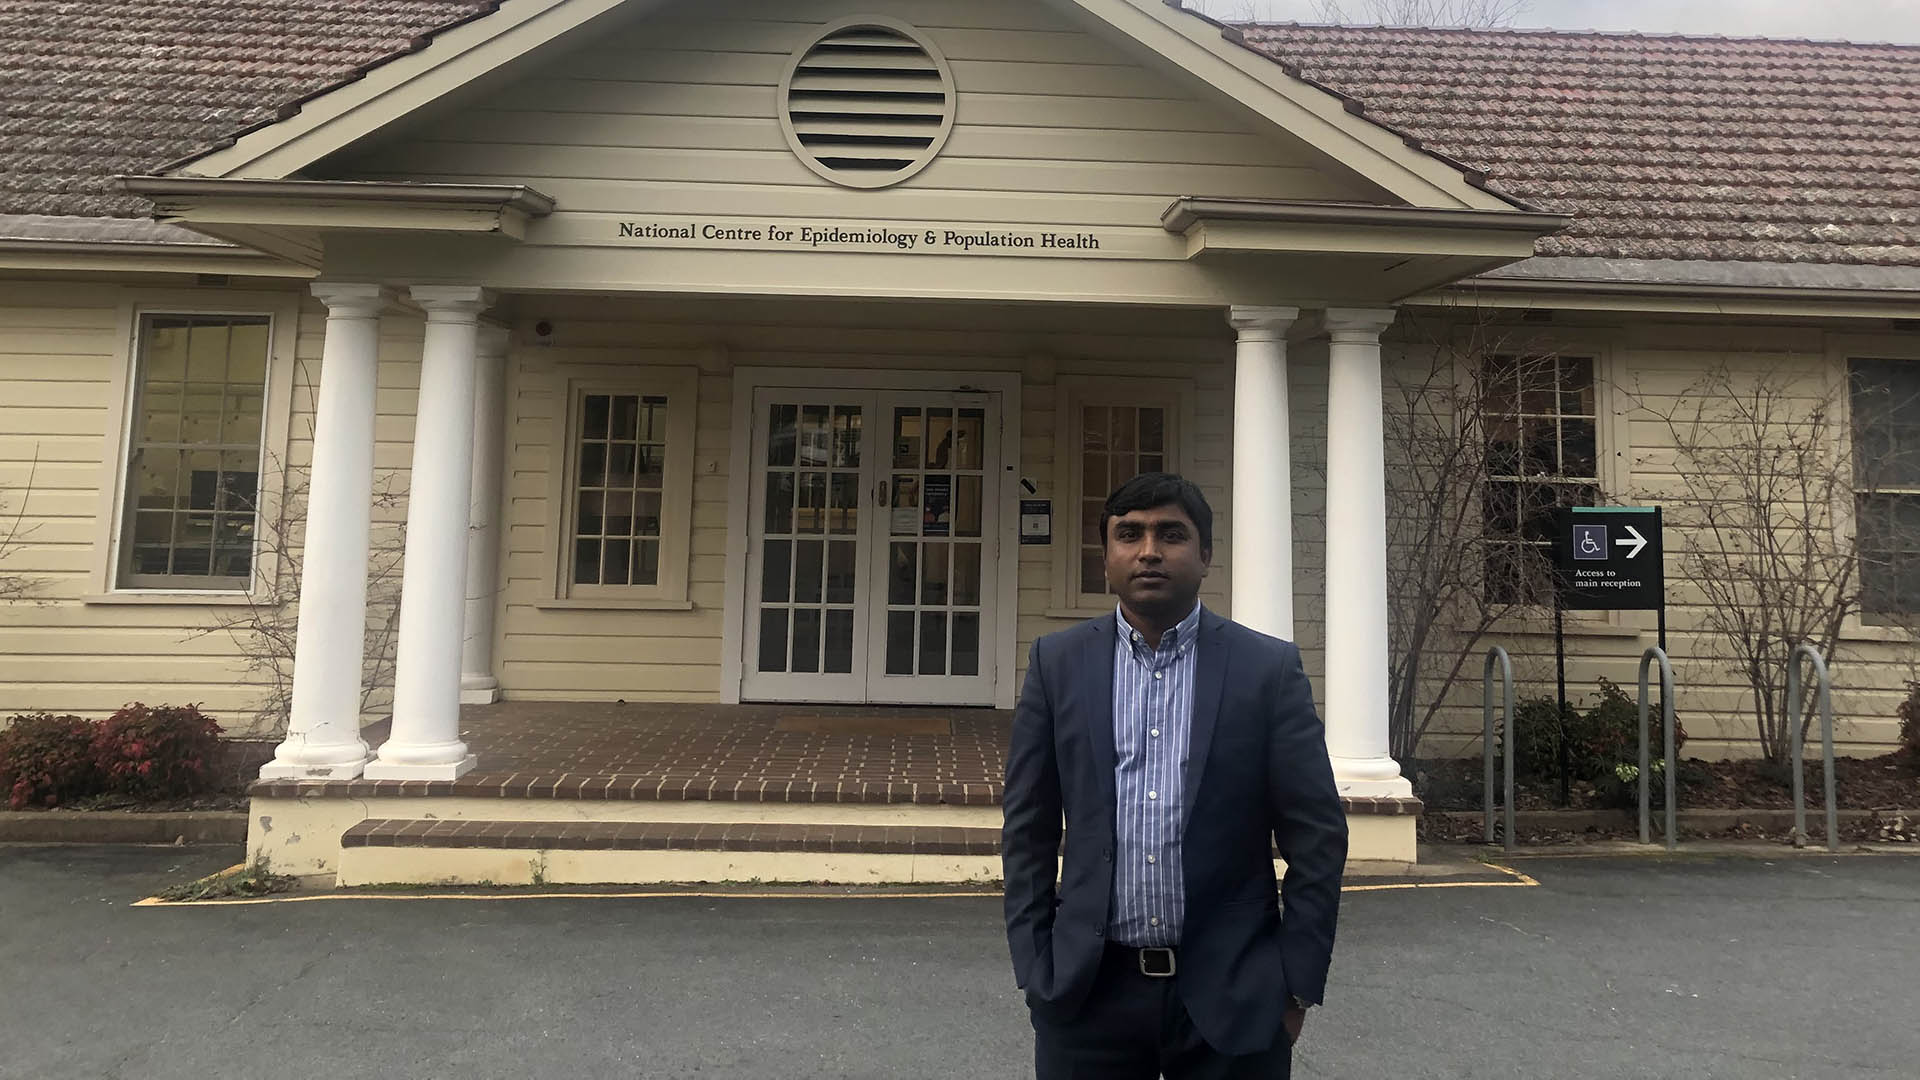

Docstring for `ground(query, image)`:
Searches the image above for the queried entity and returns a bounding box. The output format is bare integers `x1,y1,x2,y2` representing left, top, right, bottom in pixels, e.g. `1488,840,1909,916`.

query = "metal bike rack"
1483,646,1515,852
1788,644,1839,852
1638,647,1678,851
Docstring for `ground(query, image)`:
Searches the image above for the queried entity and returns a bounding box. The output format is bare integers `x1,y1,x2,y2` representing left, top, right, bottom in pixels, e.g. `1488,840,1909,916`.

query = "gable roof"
3,1,1917,268
1237,24,1920,266
0,0,493,218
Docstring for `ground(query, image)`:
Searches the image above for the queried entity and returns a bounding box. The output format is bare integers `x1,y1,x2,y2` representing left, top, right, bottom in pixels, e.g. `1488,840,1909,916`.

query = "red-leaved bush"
90,703,223,801
0,713,103,809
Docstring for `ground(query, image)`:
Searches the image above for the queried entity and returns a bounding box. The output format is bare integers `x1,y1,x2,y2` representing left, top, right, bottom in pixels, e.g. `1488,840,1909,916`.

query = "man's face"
1103,502,1210,621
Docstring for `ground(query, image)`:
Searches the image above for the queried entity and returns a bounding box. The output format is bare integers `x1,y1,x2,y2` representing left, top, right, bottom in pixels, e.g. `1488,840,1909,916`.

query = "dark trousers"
1031,944,1293,1080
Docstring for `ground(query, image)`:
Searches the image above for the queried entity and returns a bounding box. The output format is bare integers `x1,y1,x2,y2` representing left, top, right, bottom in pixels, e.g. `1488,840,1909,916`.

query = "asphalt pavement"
1,844,1915,1079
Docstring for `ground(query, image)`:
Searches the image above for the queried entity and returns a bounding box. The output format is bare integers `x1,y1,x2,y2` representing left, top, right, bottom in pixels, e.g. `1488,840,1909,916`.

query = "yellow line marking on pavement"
136,889,1001,907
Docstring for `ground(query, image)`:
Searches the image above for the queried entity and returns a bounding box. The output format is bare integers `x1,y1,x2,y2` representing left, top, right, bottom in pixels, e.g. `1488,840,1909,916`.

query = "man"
1002,473,1348,1079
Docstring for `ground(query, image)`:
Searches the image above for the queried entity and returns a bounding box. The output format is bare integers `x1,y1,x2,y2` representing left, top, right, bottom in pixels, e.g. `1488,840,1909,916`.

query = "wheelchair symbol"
1573,524,1608,560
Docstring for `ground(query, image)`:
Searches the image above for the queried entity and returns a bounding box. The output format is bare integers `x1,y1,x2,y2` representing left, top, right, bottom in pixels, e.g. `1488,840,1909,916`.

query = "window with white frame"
1055,378,1186,608
1481,352,1602,605
1850,357,1920,618
551,369,698,604
118,314,271,589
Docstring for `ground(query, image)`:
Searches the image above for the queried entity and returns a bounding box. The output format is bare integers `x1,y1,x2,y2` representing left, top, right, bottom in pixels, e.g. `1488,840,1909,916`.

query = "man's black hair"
1100,472,1213,553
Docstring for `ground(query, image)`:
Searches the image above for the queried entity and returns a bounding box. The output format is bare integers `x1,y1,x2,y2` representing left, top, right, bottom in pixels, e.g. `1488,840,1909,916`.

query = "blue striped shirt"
1108,601,1203,947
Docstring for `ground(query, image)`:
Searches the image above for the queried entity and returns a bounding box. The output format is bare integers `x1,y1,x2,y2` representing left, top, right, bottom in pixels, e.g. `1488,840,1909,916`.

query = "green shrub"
1578,677,1688,778
1508,696,1577,784
91,703,222,801
1505,680,1687,790
0,713,103,809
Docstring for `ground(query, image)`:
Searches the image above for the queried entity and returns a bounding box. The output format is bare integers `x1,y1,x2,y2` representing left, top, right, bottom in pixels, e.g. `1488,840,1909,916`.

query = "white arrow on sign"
1615,525,1648,559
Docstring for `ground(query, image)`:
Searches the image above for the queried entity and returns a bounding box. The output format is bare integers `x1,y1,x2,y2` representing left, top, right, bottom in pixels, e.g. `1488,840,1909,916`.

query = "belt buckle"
1138,947,1176,978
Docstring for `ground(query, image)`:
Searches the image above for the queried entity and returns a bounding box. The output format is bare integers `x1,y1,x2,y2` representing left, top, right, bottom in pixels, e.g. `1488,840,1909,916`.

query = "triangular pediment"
177,0,1517,215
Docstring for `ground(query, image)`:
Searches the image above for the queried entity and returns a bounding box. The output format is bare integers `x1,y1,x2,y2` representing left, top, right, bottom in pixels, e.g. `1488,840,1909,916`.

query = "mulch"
1411,753,1920,814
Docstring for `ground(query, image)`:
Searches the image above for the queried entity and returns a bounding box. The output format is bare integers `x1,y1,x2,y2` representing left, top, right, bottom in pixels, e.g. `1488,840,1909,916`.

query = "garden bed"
1410,752,1920,813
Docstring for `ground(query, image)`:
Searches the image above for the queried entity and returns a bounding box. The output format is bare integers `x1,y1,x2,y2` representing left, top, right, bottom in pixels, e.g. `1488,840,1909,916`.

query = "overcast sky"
1200,0,1920,45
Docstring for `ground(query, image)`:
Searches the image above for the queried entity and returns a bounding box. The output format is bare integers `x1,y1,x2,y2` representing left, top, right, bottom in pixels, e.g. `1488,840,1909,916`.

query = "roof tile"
2,4,1916,266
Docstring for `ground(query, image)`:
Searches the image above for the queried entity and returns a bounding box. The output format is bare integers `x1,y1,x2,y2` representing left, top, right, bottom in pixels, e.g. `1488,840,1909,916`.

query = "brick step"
335,818,1005,887
341,818,1000,855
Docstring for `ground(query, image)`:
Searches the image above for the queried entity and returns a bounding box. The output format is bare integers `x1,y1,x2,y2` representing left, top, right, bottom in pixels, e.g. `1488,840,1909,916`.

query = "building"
1,0,1915,881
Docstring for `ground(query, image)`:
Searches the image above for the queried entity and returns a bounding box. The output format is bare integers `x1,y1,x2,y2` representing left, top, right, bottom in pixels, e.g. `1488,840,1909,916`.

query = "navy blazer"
1001,609,1349,1057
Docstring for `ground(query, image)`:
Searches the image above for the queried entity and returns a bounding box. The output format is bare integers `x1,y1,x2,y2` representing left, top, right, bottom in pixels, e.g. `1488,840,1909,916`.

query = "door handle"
874,480,889,507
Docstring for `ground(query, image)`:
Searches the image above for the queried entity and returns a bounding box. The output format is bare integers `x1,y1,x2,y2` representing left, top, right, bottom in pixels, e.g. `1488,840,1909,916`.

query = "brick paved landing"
248,701,1421,817
250,701,1010,807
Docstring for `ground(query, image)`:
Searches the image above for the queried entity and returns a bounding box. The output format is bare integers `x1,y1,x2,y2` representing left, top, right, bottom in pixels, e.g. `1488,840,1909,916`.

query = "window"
118,314,271,589
1850,357,1920,617
570,393,669,589
1481,353,1601,605
1052,377,1191,611
546,367,699,606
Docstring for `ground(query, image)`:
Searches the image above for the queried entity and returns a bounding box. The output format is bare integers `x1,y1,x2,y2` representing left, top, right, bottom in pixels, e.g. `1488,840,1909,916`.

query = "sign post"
1552,506,1667,803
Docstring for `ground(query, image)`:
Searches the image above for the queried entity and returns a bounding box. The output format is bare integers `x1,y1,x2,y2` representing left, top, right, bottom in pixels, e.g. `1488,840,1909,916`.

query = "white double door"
743,387,1000,705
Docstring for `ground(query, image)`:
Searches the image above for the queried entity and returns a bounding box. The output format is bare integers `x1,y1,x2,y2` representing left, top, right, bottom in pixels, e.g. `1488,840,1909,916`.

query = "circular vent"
779,18,956,189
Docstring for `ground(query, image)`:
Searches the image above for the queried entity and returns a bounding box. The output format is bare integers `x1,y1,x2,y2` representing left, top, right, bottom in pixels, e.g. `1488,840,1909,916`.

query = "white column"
1321,308,1412,797
459,326,510,705
261,284,386,781
1227,306,1301,642
365,286,491,781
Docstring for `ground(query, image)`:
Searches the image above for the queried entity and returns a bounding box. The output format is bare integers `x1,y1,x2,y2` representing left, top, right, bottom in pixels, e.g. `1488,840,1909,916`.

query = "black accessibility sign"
1556,506,1664,611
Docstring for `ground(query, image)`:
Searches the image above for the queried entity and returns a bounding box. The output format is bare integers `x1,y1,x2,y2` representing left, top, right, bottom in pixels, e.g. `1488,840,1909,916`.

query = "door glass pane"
926,409,954,468
892,409,922,469
826,540,857,604
920,541,949,605
768,405,797,467
952,544,981,606
891,475,919,533
954,475,982,538
919,612,947,676
834,409,863,468
886,611,915,675
797,472,827,533
792,609,821,674
794,539,824,604
765,473,794,534
955,409,985,469
758,610,789,673
889,543,918,605
953,613,980,676
800,405,831,466
825,610,855,674
831,473,860,534
761,540,791,603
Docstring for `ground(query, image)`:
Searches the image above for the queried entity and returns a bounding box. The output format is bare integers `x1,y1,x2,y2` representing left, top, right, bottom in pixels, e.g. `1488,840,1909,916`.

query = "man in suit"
1002,473,1349,1078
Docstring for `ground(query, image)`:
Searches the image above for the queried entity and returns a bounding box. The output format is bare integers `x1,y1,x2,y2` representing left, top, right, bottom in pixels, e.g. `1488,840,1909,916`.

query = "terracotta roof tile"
1235,24,1920,264
0,0,493,217
2,3,1917,267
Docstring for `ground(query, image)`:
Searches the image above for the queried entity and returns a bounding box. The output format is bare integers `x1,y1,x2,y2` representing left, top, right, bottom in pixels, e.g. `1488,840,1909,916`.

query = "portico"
109,0,1568,879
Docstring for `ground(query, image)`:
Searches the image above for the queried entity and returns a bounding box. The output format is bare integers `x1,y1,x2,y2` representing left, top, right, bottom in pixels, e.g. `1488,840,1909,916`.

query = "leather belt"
1107,943,1178,978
